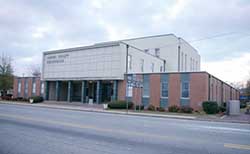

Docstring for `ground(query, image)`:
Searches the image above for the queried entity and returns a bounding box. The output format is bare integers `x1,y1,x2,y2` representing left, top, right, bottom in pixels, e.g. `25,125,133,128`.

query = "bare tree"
0,53,14,96
0,53,13,75
28,64,41,77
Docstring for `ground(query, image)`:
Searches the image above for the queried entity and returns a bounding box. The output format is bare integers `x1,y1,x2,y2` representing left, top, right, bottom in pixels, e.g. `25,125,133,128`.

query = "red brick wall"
13,78,18,98
118,80,126,100
149,74,160,107
27,78,33,98
13,77,41,98
36,79,41,96
190,73,209,110
132,75,142,105
168,74,180,107
20,78,25,97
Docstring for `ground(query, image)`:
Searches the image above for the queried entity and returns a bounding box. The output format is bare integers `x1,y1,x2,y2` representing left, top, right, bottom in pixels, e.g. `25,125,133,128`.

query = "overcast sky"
1,0,250,85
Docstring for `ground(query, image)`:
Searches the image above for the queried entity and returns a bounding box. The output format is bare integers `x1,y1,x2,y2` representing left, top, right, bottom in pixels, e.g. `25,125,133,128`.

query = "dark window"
181,82,189,98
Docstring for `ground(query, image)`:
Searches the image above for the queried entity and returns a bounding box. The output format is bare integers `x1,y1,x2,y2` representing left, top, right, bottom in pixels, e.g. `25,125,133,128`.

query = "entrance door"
86,81,97,103
102,82,113,103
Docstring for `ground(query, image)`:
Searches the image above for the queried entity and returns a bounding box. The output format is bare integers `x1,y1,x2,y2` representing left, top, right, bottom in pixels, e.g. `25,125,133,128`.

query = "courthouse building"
13,34,239,110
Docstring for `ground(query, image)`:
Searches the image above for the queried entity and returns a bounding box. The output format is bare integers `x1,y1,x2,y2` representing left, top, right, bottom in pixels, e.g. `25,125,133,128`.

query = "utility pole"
126,44,129,114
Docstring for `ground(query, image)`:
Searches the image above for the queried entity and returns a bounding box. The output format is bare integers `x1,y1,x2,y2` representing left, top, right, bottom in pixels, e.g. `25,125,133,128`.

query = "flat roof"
43,33,176,55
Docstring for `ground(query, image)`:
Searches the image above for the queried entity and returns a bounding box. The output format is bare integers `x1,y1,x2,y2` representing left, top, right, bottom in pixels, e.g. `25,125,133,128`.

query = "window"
192,59,195,71
155,48,160,57
184,54,187,71
143,75,150,97
181,82,189,98
196,61,198,70
32,82,36,94
18,81,21,93
151,63,154,72
190,58,192,71
161,82,168,97
127,86,133,97
25,80,28,95
41,82,44,94
128,54,132,70
181,52,184,71
140,59,144,72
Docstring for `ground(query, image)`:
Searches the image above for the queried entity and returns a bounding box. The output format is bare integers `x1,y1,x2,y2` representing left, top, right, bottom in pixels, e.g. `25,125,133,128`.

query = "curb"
0,101,196,120
1,101,249,124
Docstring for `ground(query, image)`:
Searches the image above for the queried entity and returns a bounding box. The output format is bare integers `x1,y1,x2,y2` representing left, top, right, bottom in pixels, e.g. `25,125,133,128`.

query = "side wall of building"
13,77,43,99
124,34,200,72
120,43,164,74
119,72,239,111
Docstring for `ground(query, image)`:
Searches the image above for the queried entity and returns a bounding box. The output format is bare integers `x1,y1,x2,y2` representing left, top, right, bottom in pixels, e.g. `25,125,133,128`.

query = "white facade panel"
123,34,200,72
43,45,125,80
179,38,200,72
120,43,164,74
42,34,201,81
124,34,179,72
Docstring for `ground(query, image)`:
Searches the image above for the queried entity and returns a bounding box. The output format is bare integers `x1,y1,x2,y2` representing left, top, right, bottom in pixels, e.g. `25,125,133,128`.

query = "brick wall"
149,74,160,107
13,77,41,99
117,80,126,100
168,74,181,107
190,73,209,111
13,78,18,98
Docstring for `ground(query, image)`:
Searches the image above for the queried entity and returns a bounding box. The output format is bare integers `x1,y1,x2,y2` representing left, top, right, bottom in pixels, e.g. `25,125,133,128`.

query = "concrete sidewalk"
0,101,196,120
1,101,249,124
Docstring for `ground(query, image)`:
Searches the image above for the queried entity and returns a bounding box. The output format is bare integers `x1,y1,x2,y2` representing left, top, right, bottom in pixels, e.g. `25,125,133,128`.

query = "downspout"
178,37,181,72
163,60,166,72
208,74,210,101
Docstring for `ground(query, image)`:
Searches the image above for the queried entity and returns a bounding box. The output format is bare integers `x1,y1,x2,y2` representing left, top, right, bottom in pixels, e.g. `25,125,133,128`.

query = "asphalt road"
0,103,250,154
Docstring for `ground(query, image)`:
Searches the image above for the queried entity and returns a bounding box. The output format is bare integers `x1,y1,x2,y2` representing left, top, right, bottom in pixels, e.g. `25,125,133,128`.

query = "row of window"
180,52,198,71
144,48,160,57
17,80,44,96
127,81,189,98
128,54,159,73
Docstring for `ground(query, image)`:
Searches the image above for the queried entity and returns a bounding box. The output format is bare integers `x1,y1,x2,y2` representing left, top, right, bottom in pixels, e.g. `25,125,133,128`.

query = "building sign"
46,54,69,64
127,74,143,88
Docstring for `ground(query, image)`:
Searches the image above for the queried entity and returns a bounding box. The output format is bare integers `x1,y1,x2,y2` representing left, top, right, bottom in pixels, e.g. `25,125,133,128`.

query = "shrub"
202,101,219,114
1,96,12,100
180,106,193,113
219,106,226,112
29,96,44,103
108,100,133,109
16,97,25,101
147,104,156,111
157,107,165,112
240,102,247,108
135,105,144,110
168,105,180,112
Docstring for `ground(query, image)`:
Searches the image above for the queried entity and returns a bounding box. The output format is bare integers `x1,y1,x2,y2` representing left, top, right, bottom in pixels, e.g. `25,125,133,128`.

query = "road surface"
0,103,250,154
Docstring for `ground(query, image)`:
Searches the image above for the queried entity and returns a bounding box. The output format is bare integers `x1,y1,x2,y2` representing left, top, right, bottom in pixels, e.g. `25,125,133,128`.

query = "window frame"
18,81,21,93
161,82,168,98
181,82,190,99
128,54,132,70
32,82,36,94
155,48,160,57
41,82,44,94
140,59,144,72
151,62,154,72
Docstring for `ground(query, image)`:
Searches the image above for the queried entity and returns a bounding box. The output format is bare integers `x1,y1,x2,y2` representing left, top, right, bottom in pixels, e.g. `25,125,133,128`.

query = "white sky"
1,0,250,85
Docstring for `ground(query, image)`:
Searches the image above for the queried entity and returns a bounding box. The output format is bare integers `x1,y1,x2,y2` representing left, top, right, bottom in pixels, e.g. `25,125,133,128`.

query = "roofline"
94,33,176,46
43,33,178,55
43,42,120,55
14,76,40,79
120,42,166,61
126,71,238,91
178,37,200,55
